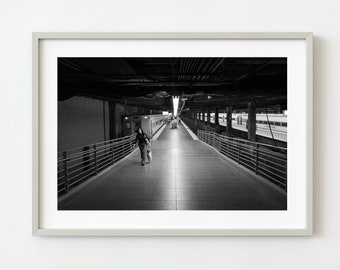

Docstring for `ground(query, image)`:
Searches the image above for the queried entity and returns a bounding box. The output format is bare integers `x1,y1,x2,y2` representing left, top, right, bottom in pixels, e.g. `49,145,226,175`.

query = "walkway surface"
59,124,287,210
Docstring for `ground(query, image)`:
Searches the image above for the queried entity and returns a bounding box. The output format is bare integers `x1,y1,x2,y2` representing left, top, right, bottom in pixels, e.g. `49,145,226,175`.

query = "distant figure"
171,119,178,129
133,128,150,166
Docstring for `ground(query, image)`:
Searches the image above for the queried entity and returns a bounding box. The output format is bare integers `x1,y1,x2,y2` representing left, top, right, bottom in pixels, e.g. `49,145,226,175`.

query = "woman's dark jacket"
135,133,149,147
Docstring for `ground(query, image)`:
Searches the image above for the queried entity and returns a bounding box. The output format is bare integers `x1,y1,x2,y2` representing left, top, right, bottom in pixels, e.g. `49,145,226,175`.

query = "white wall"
0,0,339,269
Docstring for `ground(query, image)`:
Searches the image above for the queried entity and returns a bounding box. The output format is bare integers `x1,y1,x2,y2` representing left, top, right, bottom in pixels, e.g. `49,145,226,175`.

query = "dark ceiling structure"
58,57,287,111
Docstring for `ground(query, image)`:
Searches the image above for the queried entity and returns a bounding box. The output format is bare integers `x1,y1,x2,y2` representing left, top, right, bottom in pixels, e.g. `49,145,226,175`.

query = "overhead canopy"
58,57,287,111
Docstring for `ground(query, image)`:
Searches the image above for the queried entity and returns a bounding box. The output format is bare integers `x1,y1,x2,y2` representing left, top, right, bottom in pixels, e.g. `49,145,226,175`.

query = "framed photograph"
32,32,313,236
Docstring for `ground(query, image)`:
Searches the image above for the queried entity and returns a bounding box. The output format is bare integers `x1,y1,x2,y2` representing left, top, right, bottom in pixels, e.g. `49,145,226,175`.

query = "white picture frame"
32,32,313,236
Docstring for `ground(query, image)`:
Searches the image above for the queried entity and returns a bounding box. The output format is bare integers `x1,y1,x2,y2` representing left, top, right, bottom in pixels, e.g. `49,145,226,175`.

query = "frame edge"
32,33,40,236
32,32,314,236
306,32,314,235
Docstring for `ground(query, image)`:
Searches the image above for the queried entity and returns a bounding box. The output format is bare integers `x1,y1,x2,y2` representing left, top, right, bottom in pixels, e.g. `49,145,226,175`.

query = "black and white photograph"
57,57,288,211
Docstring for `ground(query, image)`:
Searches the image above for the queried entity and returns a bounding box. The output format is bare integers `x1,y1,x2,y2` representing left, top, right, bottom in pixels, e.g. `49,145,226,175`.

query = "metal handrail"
197,130,287,191
57,134,137,195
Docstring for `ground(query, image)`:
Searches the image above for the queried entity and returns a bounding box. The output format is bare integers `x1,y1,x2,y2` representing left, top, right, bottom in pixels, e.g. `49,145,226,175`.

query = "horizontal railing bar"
239,156,256,166
257,151,287,162
239,160,254,170
66,156,96,166
58,134,136,154
67,159,95,171
67,154,95,163
58,151,95,162
258,160,286,171
57,168,65,174
67,166,97,183
58,182,65,188
239,153,255,161
58,152,129,189
198,129,287,190
217,137,287,151
97,155,114,165
220,145,238,153
97,160,113,171
68,173,97,189
209,136,286,160
97,154,113,161
257,169,286,186
220,145,238,152
57,132,141,193
113,151,127,159
257,162,286,175
112,148,128,156
257,156,287,169
96,148,112,154
58,143,134,162
57,175,65,182
96,151,114,159
257,164,286,180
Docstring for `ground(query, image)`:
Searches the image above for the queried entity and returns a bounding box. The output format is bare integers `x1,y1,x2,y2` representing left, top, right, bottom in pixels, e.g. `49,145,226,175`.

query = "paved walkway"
59,123,287,210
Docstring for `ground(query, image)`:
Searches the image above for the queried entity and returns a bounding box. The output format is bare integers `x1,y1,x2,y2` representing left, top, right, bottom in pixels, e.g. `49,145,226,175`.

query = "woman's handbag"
146,141,152,162
147,149,152,162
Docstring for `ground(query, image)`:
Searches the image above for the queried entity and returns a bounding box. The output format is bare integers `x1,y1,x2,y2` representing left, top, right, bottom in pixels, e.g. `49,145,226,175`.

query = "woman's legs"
139,145,147,165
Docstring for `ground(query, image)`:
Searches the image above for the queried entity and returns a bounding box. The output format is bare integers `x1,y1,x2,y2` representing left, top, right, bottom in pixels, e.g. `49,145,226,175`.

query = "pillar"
248,102,256,142
226,106,233,136
214,107,220,133
194,110,197,126
108,101,116,139
206,108,211,125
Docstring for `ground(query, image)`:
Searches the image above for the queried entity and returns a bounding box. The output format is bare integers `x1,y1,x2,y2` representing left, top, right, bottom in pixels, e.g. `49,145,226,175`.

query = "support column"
247,102,256,142
214,107,220,133
108,101,116,139
194,110,197,127
206,108,211,126
226,106,233,136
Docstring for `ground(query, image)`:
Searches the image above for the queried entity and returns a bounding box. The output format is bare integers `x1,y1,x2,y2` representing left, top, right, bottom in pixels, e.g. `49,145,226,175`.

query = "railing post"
285,159,287,192
111,141,115,165
94,145,98,175
123,138,126,156
238,140,241,164
255,144,259,174
218,134,221,152
131,136,135,152
63,151,69,194
226,138,230,158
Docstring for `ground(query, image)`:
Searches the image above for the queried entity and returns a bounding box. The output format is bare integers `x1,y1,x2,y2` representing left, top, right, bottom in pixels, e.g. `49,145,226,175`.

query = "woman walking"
133,128,150,166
